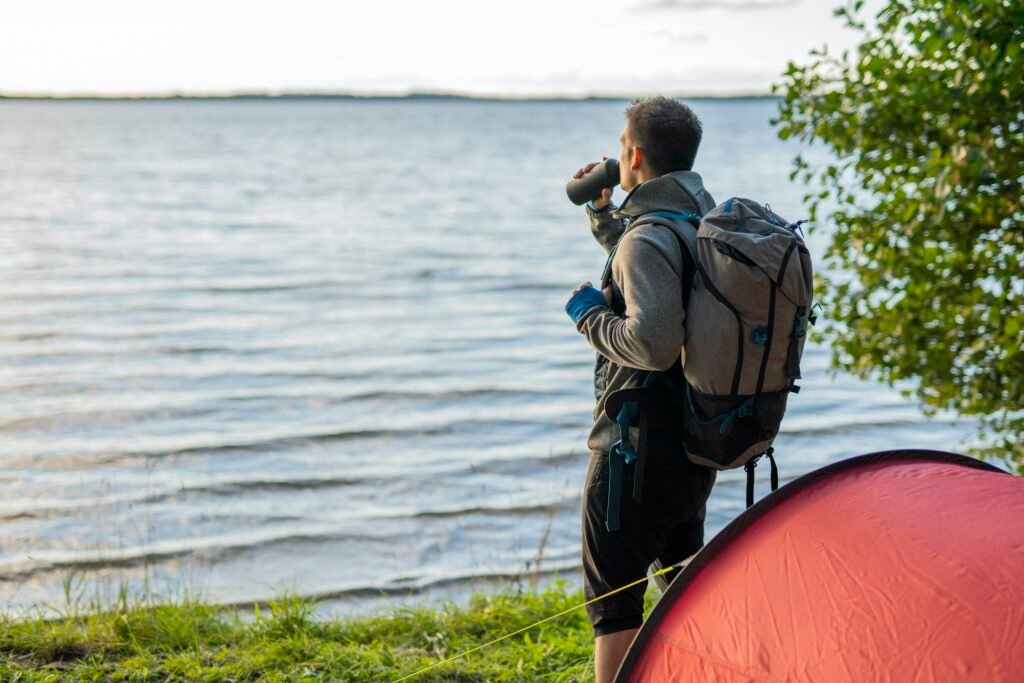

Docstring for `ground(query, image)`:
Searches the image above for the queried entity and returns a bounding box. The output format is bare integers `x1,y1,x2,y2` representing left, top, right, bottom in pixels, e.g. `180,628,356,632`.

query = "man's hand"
573,157,612,209
571,280,594,296
566,280,613,324
572,281,612,305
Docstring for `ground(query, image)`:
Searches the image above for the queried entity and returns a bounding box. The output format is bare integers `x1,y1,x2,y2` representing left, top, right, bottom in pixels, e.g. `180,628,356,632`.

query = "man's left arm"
572,233,685,371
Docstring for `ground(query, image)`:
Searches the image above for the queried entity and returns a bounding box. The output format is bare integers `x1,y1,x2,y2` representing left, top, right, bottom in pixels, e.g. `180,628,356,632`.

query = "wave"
1,277,356,301
411,499,578,520
0,405,222,434
463,448,588,477
0,475,371,522
331,387,557,403
0,490,585,582
0,447,586,522
779,417,953,437
284,557,583,604
42,426,458,467
0,525,406,582
70,416,585,465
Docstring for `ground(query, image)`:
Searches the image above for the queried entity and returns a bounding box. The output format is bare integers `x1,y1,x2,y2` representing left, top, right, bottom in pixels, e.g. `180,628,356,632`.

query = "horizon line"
0,88,779,102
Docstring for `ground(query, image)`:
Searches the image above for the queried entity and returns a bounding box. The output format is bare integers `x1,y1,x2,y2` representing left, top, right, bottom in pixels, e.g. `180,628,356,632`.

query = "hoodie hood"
613,170,716,222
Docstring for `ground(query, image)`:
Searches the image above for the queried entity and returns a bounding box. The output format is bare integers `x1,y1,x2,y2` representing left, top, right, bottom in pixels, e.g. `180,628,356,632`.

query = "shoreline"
0,581,636,681
0,558,586,625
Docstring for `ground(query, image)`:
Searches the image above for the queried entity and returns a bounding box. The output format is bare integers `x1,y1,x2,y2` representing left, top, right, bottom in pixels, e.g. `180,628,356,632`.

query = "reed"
0,576,669,681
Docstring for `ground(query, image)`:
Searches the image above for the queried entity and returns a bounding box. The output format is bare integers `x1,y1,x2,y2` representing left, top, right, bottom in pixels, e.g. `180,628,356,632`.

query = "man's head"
618,96,703,191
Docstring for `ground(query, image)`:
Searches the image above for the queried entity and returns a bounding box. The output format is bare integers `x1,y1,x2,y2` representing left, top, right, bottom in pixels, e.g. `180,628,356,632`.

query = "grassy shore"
0,581,661,682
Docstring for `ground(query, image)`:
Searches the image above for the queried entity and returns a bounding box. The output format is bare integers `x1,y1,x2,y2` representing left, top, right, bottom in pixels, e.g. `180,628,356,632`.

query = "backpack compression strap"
743,448,779,508
603,378,658,532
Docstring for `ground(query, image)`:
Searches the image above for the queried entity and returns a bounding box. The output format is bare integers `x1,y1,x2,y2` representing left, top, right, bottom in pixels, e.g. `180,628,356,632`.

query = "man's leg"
654,463,716,592
581,452,664,681
595,628,639,683
582,437,717,680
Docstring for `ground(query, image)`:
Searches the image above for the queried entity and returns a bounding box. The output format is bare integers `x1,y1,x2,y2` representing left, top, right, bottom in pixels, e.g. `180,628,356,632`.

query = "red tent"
616,449,1024,682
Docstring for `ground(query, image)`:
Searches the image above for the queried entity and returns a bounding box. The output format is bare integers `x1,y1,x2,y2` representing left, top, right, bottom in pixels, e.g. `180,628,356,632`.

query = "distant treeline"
0,91,780,103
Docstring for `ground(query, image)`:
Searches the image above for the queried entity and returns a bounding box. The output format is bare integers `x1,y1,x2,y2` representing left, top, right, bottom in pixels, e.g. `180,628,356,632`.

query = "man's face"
618,123,640,192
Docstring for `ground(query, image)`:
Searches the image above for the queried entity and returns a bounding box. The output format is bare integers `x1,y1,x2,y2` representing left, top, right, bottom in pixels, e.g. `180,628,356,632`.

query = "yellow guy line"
390,560,685,683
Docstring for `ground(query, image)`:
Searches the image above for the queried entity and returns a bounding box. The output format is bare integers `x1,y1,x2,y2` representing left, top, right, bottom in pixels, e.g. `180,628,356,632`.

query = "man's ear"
630,146,644,172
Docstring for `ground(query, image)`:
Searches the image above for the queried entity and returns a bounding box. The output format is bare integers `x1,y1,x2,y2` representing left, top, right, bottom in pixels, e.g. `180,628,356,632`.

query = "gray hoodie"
578,170,716,454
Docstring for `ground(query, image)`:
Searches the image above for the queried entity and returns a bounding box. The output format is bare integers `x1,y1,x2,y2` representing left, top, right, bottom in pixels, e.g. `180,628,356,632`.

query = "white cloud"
0,0,880,97
637,0,798,10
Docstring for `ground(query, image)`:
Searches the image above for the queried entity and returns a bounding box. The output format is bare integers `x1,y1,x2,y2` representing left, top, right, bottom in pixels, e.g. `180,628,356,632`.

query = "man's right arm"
587,201,626,254
572,160,625,254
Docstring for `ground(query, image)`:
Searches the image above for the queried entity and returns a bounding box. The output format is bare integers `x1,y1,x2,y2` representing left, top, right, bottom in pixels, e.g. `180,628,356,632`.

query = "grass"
0,580,664,682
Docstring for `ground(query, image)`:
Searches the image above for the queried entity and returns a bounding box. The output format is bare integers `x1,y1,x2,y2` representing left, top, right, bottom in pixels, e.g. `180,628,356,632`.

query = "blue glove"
565,285,608,323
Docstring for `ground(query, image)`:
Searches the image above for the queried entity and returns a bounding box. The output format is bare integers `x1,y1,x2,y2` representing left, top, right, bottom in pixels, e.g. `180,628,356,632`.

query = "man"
565,96,718,683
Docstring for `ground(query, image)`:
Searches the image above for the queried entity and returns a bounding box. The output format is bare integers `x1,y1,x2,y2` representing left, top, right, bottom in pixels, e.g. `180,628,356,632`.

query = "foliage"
773,0,1024,471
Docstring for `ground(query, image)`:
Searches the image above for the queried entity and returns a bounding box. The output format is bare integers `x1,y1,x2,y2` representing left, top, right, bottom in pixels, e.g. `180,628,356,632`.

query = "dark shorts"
582,430,717,636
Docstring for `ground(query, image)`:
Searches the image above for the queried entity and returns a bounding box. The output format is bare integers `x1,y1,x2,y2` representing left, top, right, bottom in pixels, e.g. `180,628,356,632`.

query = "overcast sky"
1,0,880,97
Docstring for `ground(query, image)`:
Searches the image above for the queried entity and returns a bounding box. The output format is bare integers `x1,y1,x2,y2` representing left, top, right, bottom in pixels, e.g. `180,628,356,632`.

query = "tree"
773,0,1024,472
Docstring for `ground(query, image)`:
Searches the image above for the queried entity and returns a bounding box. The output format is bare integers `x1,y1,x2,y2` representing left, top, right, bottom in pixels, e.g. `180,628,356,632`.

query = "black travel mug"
565,158,620,206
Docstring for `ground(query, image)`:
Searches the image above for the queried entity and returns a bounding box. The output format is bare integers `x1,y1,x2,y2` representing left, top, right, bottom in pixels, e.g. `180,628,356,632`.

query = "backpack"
602,198,815,530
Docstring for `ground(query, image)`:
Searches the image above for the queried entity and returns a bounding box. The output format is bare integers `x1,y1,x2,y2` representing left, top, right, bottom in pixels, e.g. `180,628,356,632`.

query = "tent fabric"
616,450,1023,682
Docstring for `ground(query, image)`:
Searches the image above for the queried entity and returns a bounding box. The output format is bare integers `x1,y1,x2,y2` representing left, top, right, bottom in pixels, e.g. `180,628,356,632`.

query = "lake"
0,98,977,616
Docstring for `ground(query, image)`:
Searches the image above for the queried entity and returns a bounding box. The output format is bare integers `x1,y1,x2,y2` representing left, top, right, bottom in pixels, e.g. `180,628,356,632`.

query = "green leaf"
773,0,1024,472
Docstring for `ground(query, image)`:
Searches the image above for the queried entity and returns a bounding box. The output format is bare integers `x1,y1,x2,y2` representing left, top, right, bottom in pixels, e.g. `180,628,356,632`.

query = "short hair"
624,96,703,174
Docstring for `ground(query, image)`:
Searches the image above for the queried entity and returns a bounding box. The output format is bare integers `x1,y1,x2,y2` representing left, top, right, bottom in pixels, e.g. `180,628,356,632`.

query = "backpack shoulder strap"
628,213,699,264
628,214,699,310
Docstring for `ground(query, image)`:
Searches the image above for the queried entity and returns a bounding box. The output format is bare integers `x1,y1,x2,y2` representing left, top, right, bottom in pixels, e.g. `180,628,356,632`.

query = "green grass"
0,581,663,682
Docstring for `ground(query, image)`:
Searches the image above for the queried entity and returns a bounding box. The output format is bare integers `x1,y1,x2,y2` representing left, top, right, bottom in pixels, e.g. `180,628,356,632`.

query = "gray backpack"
610,197,814,514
